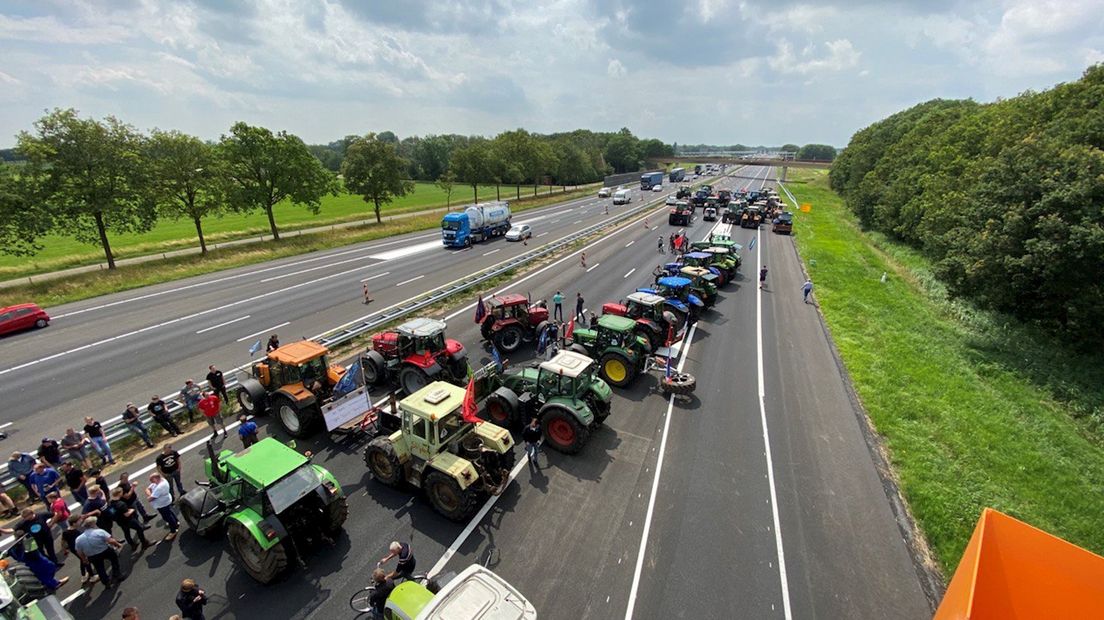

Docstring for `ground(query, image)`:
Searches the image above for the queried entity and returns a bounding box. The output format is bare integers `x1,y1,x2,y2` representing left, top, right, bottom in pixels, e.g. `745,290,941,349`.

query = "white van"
598,187,612,198
613,189,631,204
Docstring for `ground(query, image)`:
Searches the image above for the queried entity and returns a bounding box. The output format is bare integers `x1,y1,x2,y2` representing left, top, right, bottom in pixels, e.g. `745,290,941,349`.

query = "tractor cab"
536,350,602,400
396,318,450,358
486,294,540,322
364,318,469,396
646,276,704,312
680,267,719,306
683,251,727,285
254,341,342,394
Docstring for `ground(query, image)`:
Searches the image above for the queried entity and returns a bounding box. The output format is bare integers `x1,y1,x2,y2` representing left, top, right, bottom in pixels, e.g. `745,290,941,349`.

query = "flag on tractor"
565,317,575,340
461,376,480,424
665,351,673,378
332,359,360,398
492,346,503,373
536,324,550,355
248,340,262,356
474,295,487,323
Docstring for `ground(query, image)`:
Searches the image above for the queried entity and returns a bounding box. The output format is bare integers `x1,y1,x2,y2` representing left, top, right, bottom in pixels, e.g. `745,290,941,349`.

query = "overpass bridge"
649,156,831,181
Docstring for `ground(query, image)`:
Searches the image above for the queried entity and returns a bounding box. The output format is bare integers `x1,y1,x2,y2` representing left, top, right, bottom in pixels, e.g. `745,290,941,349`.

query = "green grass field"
786,168,1104,576
2,181,594,278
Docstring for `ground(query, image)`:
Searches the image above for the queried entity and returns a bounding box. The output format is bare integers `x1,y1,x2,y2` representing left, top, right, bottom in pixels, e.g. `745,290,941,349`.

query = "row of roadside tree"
0,109,673,269
829,64,1103,345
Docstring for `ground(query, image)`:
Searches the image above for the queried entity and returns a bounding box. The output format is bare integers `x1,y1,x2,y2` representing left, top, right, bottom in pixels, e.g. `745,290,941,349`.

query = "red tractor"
478,293,551,353
361,318,469,395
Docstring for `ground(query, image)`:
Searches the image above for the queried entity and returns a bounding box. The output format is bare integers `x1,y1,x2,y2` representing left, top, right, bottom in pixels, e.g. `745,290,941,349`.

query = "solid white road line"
624,322,699,620
194,315,250,334
586,263,600,273
756,226,793,618
395,274,425,287
483,249,500,256
236,321,289,343
259,252,381,283
359,271,391,283
623,268,636,279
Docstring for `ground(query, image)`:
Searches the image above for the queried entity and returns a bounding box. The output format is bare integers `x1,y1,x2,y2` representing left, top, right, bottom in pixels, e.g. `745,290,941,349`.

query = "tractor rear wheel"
540,405,589,454
323,496,349,536
228,520,288,584
494,324,524,353
424,470,480,522
599,351,636,388
399,366,429,395
362,352,385,386
364,437,403,487
272,395,317,438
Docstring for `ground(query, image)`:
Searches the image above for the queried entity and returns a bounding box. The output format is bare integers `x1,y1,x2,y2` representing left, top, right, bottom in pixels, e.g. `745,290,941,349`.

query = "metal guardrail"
0,177,720,491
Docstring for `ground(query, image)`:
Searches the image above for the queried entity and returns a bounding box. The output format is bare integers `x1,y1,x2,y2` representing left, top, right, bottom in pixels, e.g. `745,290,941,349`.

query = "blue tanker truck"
441,201,512,247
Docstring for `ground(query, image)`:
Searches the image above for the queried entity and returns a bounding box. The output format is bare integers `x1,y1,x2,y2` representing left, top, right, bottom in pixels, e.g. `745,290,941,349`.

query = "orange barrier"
935,508,1104,619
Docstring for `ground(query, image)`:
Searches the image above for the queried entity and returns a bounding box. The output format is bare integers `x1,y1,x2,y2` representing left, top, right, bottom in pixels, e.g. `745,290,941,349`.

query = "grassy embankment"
0,184,599,308
1,181,598,278
785,168,1104,576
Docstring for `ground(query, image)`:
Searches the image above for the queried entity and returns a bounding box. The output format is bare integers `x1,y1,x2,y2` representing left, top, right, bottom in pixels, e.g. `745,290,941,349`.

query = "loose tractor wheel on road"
477,293,550,354
236,341,346,437
602,291,687,353
362,318,469,396
363,382,514,521
178,438,348,584
564,314,651,388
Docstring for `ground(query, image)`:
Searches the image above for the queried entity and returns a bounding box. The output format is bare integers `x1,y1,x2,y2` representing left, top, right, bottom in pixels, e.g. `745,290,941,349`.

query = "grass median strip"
785,168,1104,576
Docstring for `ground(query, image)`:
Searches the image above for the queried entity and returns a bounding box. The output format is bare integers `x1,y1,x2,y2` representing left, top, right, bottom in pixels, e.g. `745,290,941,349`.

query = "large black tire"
323,496,348,536
362,351,386,386
484,388,520,428
271,394,317,438
228,520,288,585
599,351,636,388
661,372,697,395
364,437,403,487
424,470,481,522
6,561,47,603
586,393,612,426
540,405,589,454
531,320,550,344
179,487,223,538
633,327,658,353
399,365,429,395
236,379,267,415
493,324,524,353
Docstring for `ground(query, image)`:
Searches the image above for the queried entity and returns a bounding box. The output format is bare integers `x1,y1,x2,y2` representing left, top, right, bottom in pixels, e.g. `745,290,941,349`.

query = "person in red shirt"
198,392,226,438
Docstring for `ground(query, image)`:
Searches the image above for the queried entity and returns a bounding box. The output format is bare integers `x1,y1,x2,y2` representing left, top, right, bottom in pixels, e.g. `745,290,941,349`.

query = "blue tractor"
638,276,705,322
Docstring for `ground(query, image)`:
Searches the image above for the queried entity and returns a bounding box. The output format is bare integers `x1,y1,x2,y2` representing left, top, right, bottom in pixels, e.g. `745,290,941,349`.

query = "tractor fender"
237,377,268,413
425,451,480,491
312,464,343,497
277,386,317,409
227,507,284,551
635,318,660,335
486,386,521,427
543,396,594,427
664,299,689,313
687,294,705,308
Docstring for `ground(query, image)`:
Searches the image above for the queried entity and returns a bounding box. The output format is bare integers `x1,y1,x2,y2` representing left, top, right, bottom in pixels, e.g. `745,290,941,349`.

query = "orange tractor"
236,341,346,438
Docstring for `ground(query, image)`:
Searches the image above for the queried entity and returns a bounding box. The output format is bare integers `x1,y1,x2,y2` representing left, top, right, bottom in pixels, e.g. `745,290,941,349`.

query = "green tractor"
565,314,651,388
682,248,739,283
680,266,719,307
0,551,74,620
481,350,613,454
178,438,348,584
363,382,515,521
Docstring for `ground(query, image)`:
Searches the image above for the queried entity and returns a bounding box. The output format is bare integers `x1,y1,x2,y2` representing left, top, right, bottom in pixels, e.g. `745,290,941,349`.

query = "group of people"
658,231,690,254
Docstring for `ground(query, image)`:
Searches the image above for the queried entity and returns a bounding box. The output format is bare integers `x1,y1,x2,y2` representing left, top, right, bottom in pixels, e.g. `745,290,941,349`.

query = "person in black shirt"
61,462,88,505
110,488,151,550
156,445,185,498
87,468,110,497
522,417,543,469
0,508,60,565
61,514,94,586
122,403,154,448
378,541,415,581
118,472,153,523
148,395,182,437
37,437,62,467
206,365,229,404
81,487,114,534
368,569,395,617
175,579,208,620
266,334,280,353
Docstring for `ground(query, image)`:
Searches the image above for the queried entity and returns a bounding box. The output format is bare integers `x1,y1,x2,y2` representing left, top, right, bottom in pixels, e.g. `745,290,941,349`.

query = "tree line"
829,64,1104,344
0,109,673,268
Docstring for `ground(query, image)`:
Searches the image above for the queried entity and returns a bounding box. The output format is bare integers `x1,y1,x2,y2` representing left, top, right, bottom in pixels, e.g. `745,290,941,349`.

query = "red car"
0,303,51,336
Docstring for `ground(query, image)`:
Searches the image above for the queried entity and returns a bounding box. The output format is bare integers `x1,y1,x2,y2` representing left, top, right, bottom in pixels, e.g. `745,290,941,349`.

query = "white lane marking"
536,232,549,238
625,240,634,247
236,321,289,343
572,219,583,224
395,274,425,286
51,233,437,319
624,322,699,620
623,268,636,279
550,219,560,224
650,226,658,231
0,422,11,430
359,271,391,283
756,226,793,618
586,263,600,273
259,252,381,283
368,239,443,261
483,249,500,256
194,315,251,334
429,455,528,576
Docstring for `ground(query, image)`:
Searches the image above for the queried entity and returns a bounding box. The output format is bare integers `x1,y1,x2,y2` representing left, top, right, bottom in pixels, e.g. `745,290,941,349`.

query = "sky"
1,0,1102,149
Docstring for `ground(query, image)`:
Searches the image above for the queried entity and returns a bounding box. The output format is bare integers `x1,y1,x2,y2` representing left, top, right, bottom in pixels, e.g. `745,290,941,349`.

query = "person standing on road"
37,437,63,468
9,451,40,504
46,492,69,527
552,291,564,322
198,391,226,438
759,265,768,289
575,293,585,321
156,445,185,498
109,488,152,552
146,473,179,541
60,428,92,469
206,365,229,404
61,462,88,505
378,541,416,581
148,395,182,437
522,417,542,469
122,403,154,449
74,518,124,588
657,236,665,253
179,380,202,423
175,579,209,620
29,463,62,508
802,279,813,303
83,417,116,466
1,507,61,565
61,514,95,587
368,569,395,618
81,486,115,535
237,415,259,448
118,472,153,523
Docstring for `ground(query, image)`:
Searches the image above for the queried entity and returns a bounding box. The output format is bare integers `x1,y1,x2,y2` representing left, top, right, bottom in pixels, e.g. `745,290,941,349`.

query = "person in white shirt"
146,473,179,540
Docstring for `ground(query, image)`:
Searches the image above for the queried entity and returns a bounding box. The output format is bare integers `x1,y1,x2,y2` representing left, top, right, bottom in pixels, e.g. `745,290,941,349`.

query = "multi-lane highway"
47,166,932,620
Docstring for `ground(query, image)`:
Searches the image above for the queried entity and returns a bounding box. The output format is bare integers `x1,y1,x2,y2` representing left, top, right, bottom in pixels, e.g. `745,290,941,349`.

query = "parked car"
0,303,50,336
598,187,612,198
505,224,532,241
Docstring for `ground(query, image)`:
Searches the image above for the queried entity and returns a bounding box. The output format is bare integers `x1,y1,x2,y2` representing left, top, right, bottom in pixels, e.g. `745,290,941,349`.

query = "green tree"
0,164,54,257
16,108,154,269
147,130,226,254
781,143,800,153
340,133,415,224
412,135,453,182
450,140,499,204
436,170,457,209
219,122,337,241
604,128,641,173
796,144,837,161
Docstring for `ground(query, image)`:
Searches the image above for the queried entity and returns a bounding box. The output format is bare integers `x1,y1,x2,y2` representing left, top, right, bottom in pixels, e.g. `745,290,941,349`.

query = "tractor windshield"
436,411,467,445
298,357,328,386
574,369,596,397
267,465,324,514
421,332,446,353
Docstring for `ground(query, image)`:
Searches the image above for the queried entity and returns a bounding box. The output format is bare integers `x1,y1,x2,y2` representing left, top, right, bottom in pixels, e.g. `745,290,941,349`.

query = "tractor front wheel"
424,470,480,522
494,324,524,353
541,405,589,454
485,390,519,428
228,520,288,584
633,327,657,353
364,437,403,487
272,395,317,438
599,351,636,388
399,366,430,395
323,496,349,536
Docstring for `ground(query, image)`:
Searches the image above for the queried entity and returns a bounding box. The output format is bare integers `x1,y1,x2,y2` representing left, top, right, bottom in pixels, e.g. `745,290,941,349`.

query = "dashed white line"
623,268,636,279
572,219,583,224
0,422,12,430
194,315,250,334
625,240,635,247
359,271,391,283
396,274,425,286
235,321,289,343
483,249,500,256
537,232,549,237
586,263,600,273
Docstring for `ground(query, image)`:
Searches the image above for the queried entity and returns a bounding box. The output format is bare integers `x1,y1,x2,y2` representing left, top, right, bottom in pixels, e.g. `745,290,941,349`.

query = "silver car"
505,224,532,241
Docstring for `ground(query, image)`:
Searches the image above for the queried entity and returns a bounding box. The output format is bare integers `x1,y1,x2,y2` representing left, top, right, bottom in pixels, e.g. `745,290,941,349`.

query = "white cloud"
770,38,860,75
607,58,627,78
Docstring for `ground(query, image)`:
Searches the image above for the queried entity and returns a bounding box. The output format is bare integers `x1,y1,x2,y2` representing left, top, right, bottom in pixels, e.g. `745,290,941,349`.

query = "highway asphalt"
48,166,932,620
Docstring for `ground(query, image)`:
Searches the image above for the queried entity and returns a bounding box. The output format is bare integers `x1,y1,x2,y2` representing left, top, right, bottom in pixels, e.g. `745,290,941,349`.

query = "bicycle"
349,572,435,614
